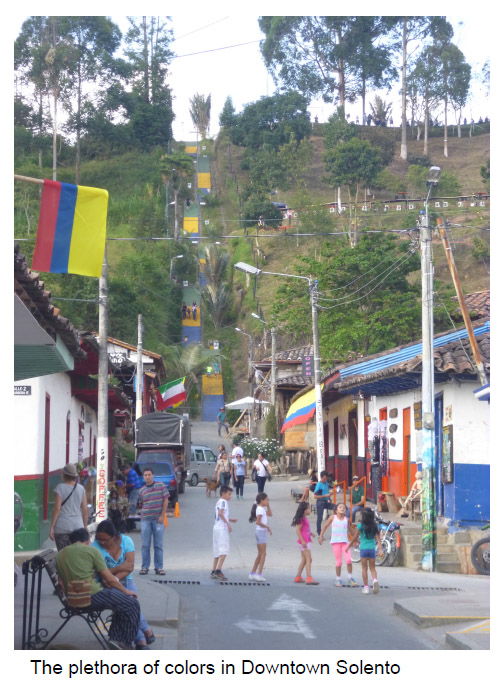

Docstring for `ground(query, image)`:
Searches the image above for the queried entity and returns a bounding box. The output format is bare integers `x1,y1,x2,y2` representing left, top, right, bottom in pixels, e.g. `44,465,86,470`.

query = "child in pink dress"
291,502,319,585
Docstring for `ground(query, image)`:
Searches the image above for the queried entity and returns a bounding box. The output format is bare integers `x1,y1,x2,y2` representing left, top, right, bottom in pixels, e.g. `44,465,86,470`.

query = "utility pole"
437,218,487,386
419,166,441,572
95,257,109,522
136,314,144,420
270,327,277,427
310,278,325,475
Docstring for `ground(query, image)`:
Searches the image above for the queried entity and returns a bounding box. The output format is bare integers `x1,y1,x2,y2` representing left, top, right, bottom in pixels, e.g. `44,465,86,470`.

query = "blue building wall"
443,463,490,527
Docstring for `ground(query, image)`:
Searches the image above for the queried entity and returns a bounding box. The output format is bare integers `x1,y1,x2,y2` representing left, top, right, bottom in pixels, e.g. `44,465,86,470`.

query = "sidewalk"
14,565,180,650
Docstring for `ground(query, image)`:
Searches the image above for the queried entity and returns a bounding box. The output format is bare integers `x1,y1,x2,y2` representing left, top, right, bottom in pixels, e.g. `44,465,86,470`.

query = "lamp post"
235,262,325,475
420,165,441,572
170,254,184,281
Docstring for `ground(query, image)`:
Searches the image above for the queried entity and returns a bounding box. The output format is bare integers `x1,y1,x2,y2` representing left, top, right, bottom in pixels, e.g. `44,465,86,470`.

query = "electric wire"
173,39,260,59
317,250,417,310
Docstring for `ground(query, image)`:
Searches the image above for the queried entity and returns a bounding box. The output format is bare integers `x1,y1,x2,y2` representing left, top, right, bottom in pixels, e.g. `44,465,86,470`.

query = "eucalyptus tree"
409,45,444,156
442,44,471,143
160,151,195,240
189,93,211,140
123,16,175,148
60,17,122,182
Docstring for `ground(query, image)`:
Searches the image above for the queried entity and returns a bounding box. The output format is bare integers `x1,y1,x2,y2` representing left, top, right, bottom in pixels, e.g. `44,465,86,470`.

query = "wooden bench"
22,549,111,650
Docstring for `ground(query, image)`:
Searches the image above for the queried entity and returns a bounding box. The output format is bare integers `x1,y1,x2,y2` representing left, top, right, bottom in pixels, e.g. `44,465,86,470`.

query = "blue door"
434,394,444,516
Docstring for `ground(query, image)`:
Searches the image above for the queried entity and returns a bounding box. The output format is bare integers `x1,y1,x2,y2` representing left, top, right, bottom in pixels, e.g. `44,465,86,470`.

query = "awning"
225,397,270,410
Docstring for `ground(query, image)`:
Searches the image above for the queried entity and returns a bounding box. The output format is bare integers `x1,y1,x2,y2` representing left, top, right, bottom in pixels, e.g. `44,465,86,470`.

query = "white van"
188,445,218,486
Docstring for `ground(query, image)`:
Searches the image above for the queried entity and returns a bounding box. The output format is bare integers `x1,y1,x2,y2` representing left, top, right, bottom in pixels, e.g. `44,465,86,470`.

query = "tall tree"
189,93,211,140
324,138,384,246
441,44,471,143
60,17,122,182
409,45,444,156
219,96,236,128
15,16,75,179
123,16,175,149
259,16,370,115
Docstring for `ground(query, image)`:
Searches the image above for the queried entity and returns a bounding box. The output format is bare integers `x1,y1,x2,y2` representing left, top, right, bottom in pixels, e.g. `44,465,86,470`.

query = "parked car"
187,445,218,486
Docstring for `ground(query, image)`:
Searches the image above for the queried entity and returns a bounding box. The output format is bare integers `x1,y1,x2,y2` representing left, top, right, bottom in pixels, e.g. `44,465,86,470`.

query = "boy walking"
211,486,237,581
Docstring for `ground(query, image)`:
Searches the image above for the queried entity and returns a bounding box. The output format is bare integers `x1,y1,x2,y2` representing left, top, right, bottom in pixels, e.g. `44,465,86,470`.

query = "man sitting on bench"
55,527,140,650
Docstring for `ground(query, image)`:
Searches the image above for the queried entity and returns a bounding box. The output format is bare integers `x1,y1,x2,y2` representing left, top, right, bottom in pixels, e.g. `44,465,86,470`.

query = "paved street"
130,476,489,650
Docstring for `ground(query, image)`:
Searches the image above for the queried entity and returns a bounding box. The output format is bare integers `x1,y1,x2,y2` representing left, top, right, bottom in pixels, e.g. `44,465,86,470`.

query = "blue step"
181,326,201,344
201,394,225,421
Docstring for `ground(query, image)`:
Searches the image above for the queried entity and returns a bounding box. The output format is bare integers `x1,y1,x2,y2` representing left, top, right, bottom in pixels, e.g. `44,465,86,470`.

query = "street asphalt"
15,470,490,651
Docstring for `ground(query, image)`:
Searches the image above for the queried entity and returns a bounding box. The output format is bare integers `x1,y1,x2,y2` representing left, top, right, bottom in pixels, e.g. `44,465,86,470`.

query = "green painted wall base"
14,472,60,552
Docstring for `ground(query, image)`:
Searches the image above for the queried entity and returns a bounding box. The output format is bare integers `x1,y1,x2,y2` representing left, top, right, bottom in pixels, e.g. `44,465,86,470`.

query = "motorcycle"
471,525,490,575
351,510,402,566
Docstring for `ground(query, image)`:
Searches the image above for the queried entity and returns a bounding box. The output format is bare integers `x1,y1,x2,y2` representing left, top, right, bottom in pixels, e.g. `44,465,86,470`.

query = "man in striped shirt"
138,469,169,575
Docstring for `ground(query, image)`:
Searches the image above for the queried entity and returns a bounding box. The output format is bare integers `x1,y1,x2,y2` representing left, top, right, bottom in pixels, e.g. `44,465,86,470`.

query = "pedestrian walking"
347,507,383,594
233,452,247,499
252,452,271,493
192,302,198,320
319,503,357,587
231,442,244,487
138,468,169,575
93,519,155,650
211,486,237,581
248,493,272,581
217,407,229,436
313,470,333,535
214,451,232,487
49,463,88,550
292,501,319,585
181,304,187,320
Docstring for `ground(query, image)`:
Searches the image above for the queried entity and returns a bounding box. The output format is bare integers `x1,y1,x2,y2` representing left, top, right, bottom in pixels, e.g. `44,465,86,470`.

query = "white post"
270,327,277,423
310,279,325,474
136,314,144,420
95,257,109,522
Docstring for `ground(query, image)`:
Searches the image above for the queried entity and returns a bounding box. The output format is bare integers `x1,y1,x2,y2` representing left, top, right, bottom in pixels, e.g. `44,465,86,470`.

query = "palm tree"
201,283,231,328
161,343,221,396
189,93,211,140
369,95,392,124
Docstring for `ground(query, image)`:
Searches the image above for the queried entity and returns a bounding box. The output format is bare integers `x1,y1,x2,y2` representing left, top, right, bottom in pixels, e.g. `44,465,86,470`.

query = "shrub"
241,437,282,462
407,154,431,167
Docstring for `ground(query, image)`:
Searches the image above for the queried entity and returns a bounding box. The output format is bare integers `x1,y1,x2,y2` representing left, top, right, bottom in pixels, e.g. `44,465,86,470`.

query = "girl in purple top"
291,502,319,585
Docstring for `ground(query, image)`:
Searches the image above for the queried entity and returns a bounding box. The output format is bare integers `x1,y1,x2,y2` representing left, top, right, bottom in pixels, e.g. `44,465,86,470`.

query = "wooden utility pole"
437,218,487,386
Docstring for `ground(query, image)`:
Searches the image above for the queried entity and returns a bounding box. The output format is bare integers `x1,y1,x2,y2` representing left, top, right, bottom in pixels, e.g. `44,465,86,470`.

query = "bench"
22,549,111,650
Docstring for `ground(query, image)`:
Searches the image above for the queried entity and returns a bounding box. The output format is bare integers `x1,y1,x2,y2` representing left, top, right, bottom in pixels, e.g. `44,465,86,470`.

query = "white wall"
14,373,98,476
324,395,356,459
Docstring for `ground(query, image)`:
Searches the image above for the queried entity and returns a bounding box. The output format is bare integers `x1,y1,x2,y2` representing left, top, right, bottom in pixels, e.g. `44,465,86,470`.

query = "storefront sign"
14,385,31,396
413,401,422,430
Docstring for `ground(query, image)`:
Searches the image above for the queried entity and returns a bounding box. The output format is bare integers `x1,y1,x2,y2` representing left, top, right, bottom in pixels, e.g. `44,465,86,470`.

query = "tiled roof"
276,374,309,387
260,344,313,364
14,246,85,360
452,290,490,320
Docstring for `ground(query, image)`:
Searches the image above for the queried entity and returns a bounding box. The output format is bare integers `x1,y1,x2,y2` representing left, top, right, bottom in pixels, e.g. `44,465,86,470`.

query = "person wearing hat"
49,463,88,550
350,475,366,522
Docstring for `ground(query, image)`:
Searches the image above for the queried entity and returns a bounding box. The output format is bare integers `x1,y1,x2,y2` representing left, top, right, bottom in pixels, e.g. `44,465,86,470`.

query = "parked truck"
134,412,191,506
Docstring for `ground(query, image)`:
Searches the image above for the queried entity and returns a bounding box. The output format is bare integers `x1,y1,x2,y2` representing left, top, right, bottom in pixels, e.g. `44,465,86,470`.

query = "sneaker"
305,577,319,585
215,570,228,581
348,577,358,587
293,576,305,583
254,574,266,582
210,570,219,579
372,579,380,594
362,585,370,594
334,578,343,587
248,573,256,580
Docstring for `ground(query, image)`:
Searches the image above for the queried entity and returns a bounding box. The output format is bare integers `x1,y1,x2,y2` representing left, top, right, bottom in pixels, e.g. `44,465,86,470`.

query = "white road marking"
235,593,319,639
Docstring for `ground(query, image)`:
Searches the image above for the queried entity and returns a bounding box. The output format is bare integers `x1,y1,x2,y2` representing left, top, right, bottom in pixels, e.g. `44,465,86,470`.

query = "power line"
173,17,230,41
173,39,260,59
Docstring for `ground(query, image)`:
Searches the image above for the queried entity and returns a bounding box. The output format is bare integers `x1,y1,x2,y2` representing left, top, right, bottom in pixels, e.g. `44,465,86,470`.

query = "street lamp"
235,262,325,475
420,165,441,572
169,254,184,280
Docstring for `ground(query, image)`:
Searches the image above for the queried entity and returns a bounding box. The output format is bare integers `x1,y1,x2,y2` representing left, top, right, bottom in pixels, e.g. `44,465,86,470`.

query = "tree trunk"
75,55,82,184
361,77,366,124
337,186,342,213
52,91,58,181
443,98,448,158
400,19,408,160
423,102,429,156
142,16,150,103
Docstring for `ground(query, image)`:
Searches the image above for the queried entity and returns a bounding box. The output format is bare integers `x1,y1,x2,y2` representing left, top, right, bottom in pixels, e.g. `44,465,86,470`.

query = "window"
205,450,217,463
194,449,205,462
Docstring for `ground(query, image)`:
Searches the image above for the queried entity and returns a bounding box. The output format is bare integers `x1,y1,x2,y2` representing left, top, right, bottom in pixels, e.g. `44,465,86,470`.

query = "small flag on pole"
156,377,187,411
31,179,108,277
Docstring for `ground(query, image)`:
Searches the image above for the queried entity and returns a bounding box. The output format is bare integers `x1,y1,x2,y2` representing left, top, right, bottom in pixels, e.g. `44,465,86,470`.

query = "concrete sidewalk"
14,566,180,650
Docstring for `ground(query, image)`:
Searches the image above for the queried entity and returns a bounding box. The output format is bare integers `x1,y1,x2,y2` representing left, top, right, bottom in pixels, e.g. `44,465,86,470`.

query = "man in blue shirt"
314,471,333,535
121,463,143,523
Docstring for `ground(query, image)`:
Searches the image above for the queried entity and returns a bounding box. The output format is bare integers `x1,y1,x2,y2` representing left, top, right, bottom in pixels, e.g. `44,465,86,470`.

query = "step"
436,560,462,573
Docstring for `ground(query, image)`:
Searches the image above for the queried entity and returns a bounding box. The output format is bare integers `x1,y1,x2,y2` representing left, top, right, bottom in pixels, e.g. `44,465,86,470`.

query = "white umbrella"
224,397,271,410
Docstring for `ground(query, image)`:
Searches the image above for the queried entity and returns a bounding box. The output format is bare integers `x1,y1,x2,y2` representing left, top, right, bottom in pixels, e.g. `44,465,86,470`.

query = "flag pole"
96,253,109,522
14,174,44,185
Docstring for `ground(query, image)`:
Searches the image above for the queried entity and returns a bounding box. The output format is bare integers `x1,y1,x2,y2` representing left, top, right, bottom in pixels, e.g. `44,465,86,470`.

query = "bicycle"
350,511,402,567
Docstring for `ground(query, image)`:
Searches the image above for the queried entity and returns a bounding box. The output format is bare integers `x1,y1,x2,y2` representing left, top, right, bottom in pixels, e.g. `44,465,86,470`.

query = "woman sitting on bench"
93,519,155,650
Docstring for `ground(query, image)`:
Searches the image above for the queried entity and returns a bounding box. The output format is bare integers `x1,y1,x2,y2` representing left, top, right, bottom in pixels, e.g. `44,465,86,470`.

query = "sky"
12,9,492,143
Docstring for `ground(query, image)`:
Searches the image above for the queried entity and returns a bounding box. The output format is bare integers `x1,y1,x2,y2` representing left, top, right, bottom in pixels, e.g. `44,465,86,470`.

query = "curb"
445,630,490,650
394,597,490,628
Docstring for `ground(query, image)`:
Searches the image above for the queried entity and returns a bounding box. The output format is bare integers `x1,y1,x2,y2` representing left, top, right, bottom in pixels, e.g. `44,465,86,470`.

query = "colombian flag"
32,180,108,277
281,385,324,433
